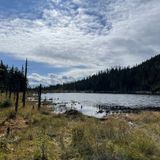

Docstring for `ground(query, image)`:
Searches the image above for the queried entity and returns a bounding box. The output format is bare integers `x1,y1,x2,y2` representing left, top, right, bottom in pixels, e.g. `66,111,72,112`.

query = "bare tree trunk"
22,59,28,107
15,91,19,113
9,91,12,99
38,84,42,110
5,89,8,98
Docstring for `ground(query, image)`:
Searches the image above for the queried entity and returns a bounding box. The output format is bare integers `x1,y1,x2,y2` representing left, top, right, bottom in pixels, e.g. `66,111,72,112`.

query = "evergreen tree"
44,54,160,93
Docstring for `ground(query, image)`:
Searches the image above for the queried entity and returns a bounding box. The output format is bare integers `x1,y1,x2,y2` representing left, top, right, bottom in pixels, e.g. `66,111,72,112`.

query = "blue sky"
0,53,66,74
0,0,160,86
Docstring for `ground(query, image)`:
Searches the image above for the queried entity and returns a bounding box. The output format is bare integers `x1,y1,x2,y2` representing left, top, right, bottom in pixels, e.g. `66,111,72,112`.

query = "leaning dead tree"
38,84,42,110
22,59,28,107
15,90,19,113
15,80,20,113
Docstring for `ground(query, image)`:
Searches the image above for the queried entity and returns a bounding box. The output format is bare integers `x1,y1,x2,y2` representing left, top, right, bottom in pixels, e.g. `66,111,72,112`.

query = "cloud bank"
0,0,160,85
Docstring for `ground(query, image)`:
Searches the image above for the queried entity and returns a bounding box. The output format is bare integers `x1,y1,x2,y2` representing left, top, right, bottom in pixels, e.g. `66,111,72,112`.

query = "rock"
64,109,82,118
97,110,104,114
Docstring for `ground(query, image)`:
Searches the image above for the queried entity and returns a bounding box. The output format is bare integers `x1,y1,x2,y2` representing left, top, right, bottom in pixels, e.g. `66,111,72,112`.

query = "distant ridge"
44,54,160,94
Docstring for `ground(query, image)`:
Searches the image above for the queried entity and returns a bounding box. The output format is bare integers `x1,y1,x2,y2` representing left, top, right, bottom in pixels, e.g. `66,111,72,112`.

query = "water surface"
42,93,160,118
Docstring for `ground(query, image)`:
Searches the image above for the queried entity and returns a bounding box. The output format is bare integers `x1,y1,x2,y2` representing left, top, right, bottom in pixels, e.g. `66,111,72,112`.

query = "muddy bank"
97,104,160,114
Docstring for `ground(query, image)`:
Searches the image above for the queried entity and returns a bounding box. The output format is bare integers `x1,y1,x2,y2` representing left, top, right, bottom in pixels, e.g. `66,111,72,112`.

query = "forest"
0,60,28,109
0,60,27,94
44,54,160,93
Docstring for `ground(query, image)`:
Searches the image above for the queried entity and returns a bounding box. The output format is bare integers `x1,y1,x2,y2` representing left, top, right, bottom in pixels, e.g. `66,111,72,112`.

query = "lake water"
42,93,160,118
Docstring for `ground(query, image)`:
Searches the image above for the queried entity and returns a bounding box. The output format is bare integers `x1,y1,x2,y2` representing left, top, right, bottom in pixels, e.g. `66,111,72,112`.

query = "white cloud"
28,67,102,86
0,0,160,85
28,72,75,86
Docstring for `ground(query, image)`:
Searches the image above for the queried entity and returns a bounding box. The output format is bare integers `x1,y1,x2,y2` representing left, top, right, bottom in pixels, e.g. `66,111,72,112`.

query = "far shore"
36,90,160,95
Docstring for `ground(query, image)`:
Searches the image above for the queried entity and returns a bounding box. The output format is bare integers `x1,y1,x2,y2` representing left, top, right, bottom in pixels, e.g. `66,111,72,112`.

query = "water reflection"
42,93,160,118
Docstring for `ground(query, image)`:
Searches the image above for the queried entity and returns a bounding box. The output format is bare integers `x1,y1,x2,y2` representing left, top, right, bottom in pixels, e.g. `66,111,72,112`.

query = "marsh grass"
0,94,160,159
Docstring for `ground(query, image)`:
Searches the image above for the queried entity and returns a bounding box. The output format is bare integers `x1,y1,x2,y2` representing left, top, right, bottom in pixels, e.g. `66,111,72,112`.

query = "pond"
42,93,160,118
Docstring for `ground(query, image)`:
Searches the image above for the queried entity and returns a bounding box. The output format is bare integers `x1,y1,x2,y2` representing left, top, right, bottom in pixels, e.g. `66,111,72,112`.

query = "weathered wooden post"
38,84,42,110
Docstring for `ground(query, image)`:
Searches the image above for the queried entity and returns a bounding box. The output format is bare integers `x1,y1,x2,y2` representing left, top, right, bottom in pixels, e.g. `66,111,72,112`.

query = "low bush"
0,99,12,108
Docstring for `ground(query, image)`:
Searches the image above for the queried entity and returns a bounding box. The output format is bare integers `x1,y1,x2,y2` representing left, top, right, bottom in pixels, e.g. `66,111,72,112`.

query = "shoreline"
39,90,160,96
28,94,160,119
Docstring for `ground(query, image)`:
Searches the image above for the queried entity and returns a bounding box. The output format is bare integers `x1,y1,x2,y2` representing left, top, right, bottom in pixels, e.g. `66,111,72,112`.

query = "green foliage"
0,60,27,93
0,99,12,108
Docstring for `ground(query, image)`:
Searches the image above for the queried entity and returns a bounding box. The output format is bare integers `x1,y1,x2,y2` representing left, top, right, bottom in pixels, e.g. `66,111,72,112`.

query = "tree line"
44,54,160,93
0,59,28,111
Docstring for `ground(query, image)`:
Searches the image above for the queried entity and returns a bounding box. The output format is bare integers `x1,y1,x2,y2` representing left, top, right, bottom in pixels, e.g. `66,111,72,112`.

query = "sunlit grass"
0,94,160,159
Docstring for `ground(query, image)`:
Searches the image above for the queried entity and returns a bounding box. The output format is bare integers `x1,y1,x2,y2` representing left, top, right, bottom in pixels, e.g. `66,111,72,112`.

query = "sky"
0,0,160,86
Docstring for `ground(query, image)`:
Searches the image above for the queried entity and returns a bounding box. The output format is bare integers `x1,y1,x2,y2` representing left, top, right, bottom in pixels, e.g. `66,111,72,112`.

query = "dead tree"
22,59,28,107
15,90,19,113
38,84,42,110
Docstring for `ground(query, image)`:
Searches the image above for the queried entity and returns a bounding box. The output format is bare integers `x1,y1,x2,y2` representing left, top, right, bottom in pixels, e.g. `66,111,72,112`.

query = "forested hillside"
0,60,27,96
46,54,160,93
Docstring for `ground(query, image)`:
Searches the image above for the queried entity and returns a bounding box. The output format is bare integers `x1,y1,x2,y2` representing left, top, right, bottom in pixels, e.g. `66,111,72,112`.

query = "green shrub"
0,99,12,108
